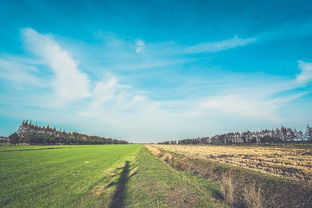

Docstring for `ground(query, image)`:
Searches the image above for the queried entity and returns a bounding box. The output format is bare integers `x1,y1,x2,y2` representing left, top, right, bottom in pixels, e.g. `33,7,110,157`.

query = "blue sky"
0,0,312,142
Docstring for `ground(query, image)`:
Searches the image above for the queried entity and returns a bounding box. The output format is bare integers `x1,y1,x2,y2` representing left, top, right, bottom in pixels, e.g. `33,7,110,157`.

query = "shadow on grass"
109,161,137,208
211,189,224,201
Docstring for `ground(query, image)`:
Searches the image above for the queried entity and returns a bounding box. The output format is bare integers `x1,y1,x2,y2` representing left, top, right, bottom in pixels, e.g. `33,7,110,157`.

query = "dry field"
149,145,312,182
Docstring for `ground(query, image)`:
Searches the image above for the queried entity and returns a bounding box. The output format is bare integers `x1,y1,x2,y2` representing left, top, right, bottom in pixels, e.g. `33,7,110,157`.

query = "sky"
0,0,312,143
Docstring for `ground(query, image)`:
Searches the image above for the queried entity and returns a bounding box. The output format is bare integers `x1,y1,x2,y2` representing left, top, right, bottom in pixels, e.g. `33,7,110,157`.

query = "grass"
0,145,71,151
0,145,227,208
0,144,141,207
125,147,227,208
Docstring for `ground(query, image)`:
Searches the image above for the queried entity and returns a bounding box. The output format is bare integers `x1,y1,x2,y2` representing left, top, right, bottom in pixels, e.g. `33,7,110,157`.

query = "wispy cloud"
135,39,145,53
184,35,257,54
91,35,191,71
0,28,311,141
22,28,91,104
201,94,282,122
83,34,256,73
0,58,41,86
296,61,312,84
91,75,133,108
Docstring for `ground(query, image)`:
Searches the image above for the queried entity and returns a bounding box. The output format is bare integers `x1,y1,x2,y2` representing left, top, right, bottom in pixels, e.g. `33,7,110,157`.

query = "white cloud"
1,28,311,142
0,58,41,86
22,28,90,104
91,75,132,108
95,36,189,71
184,35,257,54
201,94,281,122
296,61,312,84
135,39,145,53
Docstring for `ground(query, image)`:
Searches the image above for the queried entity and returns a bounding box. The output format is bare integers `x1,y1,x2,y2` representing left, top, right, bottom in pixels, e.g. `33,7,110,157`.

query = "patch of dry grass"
150,145,312,182
243,181,262,208
220,173,234,205
146,145,312,208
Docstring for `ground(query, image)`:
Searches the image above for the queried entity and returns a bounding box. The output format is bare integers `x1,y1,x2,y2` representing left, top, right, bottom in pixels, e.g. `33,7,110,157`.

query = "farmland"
0,144,226,208
1,143,312,208
147,144,312,208
0,145,141,207
150,144,312,182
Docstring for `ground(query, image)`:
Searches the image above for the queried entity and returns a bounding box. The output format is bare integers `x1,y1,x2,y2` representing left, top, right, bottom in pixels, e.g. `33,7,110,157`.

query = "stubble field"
151,144,312,182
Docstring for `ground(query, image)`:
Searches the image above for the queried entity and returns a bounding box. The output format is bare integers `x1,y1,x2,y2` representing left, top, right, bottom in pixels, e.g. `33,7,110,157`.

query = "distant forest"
160,125,312,145
6,121,128,145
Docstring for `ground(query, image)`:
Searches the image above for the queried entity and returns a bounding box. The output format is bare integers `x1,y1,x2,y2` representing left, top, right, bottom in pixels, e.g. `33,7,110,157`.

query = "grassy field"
0,145,142,207
0,145,226,208
151,144,312,182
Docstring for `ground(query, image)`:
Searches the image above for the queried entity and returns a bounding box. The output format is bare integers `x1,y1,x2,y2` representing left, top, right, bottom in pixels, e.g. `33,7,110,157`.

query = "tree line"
8,121,128,145
159,125,312,145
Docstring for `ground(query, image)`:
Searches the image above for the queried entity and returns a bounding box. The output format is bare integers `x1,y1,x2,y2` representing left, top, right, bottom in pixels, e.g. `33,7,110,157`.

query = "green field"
0,145,226,208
